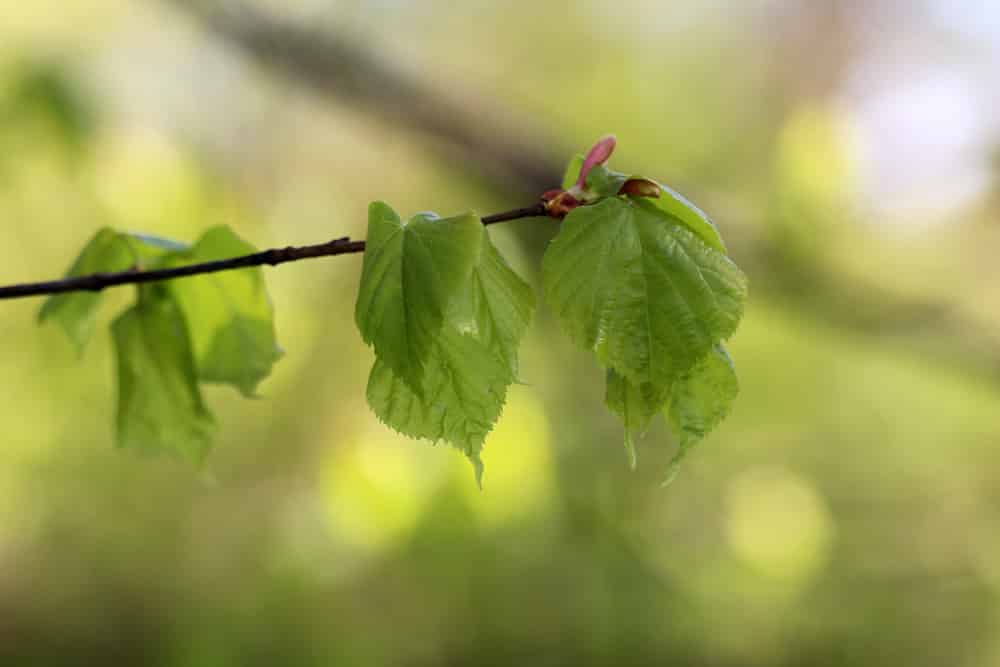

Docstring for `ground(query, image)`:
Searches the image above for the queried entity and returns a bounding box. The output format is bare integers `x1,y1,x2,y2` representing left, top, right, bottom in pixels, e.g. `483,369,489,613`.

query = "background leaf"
112,288,215,463
38,227,135,354
159,225,281,396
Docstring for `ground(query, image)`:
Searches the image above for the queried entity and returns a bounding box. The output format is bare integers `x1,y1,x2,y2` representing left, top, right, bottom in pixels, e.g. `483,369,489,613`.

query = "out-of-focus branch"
163,0,564,197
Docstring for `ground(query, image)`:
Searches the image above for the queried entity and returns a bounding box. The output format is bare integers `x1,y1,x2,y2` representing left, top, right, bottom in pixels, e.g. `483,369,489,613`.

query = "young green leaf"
124,231,190,262
605,368,671,469
158,226,282,397
543,196,746,390
355,202,485,394
584,161,728,254
112,289,215,463
650,184,727,255
365,231,534,485
38,227,134,354
366,330,509,485
451,234,535,376
663,344,739,485
561,154,584,190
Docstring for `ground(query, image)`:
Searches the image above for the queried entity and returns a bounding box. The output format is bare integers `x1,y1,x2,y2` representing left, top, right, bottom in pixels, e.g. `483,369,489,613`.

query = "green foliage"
548,150,747,479
543,196,745,388
582,162,728,253
112,288,215,462
159,226,282,397
663,344,739,484
360,209,534,483
40,225,278,462
355,203,485,396
38,228,135,354
40,139,746,482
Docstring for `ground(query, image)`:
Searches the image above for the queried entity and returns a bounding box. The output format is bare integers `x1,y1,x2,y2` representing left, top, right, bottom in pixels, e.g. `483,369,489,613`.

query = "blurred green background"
3,1,1000,665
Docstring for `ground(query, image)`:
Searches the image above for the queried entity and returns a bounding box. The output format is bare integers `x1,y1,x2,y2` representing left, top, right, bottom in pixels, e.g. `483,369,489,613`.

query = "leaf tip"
470,454,485,490
624,431,638,471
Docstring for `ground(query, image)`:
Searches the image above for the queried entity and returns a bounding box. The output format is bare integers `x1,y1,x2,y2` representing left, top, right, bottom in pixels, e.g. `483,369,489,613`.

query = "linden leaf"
38,227,134,354
365,231,534,485
355,202,485,394
112,289,215,463
158,226,282,397
584,161,728,253
651,184,728,255
663,344,739,485
543,196,746,390
605,368,670,469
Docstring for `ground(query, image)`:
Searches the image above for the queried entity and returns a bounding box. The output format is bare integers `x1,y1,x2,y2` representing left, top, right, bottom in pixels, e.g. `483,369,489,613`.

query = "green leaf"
543,196,746,390
450,234,535,375
584,163,628,197
366,330,509,485
112,289,215,463
650,184,727,254
158,226,281,396
561,154,584,190
125,231,190,263
663,344,739,485
355,202,485,394
586,163,728,253
38,227,135,354
605,369,671,469
365,231,534,485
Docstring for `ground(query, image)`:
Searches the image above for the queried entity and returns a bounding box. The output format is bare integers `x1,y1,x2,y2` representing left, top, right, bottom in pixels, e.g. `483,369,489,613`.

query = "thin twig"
0,203,548,300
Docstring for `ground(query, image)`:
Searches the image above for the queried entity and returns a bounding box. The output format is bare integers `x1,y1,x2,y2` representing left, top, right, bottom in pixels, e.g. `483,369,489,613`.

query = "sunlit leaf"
561,154,584,190
112,289,215,463
585,162,727,253
663,344,739,485
651,184,727,254
366,329,509,485
38,227,134,354
355,202,485,394
451,234,535,376
543,196,746,390
365,231,534,484
605,368,670,469
159,226,281,396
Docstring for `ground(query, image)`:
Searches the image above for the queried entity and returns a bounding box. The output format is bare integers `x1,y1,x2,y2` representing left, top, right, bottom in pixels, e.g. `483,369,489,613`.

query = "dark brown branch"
0,203,547,301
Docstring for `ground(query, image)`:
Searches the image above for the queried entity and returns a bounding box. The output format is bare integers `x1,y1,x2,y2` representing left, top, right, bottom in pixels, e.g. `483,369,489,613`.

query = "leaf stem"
0,203,548,300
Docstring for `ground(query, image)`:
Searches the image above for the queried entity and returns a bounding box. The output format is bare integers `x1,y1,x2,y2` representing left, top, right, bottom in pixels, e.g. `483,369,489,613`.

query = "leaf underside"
355,202,485,396
40,225,280,461
544,186,746,476
112,291,215,463
543,196,746,389
358,207,534,483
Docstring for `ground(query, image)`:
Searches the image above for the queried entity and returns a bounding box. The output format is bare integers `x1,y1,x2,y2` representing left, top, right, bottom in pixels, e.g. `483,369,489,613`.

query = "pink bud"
575,135,617,189
618,178,661,198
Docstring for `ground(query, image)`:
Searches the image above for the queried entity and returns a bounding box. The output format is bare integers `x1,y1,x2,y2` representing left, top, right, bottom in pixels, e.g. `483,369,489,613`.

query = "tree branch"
0,203,547,300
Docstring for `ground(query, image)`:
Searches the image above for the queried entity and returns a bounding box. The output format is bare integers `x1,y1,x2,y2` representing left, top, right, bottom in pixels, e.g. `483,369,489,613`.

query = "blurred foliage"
2,1,1000,665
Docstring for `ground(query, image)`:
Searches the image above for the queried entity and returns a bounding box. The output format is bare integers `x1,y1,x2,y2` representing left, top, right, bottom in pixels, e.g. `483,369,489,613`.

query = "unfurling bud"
618,177,661,199
575,135,617,190
541,189,580,218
